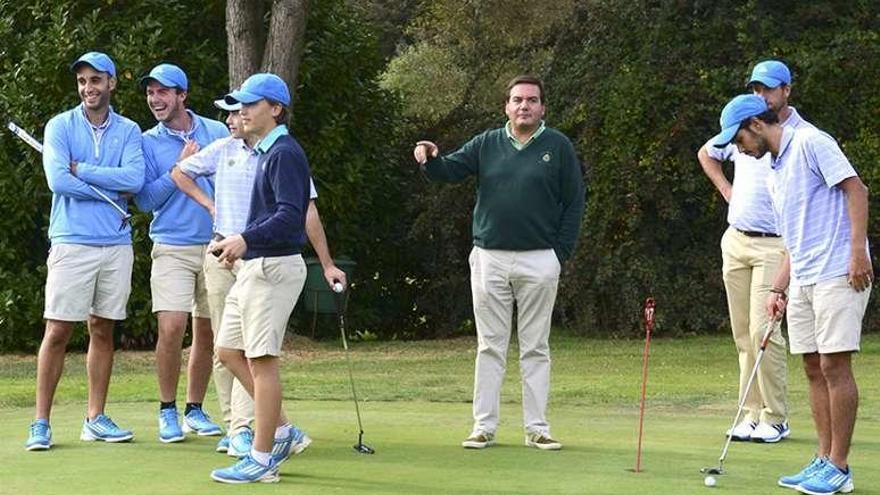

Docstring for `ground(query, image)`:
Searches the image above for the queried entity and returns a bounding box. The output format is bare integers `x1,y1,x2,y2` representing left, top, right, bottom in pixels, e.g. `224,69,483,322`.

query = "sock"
251,449,272,466
160,401,176,411
275,423,292,440
185,402,202,415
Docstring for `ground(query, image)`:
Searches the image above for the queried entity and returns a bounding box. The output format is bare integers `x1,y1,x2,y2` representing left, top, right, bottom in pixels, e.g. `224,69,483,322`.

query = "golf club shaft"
335,292,367,437
717,318,779,465
635,297,656,473
7,121,131,219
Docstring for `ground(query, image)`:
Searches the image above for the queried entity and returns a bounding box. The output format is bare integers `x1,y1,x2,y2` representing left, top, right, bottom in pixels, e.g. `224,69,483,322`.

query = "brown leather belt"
736,228,780,238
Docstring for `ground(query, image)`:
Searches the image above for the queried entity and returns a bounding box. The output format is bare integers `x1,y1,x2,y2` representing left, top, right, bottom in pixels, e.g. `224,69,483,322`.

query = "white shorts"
216,255,306,358
44,243,133,321
787,276,870,354
150,243,210,317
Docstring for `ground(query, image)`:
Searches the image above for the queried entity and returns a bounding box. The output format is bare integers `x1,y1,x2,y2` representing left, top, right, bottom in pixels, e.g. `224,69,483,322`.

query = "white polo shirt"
706,107,811,234
769,125,867,286
179,136,317,237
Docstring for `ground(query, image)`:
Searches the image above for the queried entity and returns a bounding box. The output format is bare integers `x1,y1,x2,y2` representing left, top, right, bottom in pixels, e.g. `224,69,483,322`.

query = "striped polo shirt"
179,136,318,237
706,107,811,234
769,125,867,286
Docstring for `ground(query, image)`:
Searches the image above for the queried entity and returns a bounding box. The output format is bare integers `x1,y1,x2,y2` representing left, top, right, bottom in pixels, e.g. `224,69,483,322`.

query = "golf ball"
333,282,344,293
704,475,716,487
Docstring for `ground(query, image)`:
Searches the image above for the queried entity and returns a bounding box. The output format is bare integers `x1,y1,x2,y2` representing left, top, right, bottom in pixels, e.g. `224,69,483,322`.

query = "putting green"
1,335,878,494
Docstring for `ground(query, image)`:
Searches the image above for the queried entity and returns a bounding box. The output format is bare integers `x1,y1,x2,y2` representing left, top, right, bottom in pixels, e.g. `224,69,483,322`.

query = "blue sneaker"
183,408,222,436
80,414,134,442
779,457,827,488
228,428,254,458
796,462,854,495
216,435,230,453
158,407,185,443
272,425,312,464
211,455,279,484
25,419,52,451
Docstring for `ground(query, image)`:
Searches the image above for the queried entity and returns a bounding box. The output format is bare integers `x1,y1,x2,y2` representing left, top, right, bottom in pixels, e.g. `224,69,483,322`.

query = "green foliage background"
0,0,878,349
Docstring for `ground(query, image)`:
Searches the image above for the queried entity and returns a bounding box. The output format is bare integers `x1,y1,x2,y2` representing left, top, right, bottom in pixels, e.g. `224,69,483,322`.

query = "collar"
505,120,546,150
79,103,112,130
158,109,198,139
772,126,796,169
254,124,289,155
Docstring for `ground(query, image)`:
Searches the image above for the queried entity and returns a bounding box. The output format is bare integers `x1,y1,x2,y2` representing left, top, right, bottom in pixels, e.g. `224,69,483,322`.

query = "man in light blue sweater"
134,63,229,444
26,51,145,451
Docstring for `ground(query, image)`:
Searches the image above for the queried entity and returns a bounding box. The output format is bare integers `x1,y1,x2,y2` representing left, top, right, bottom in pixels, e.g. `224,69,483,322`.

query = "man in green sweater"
413,75,585,450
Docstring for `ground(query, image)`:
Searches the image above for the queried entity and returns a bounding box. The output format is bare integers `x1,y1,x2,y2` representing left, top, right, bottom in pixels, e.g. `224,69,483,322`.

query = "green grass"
1,334,879,494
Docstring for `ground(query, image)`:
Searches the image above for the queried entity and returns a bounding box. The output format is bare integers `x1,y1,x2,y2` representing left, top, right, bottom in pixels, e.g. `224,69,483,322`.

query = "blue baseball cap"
139,63,188,91
71,51,116,78
712,94,769,148
225,73,290,106
747,60,791,89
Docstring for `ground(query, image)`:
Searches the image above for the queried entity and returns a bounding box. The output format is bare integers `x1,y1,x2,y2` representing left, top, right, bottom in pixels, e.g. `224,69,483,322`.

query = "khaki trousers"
469,246,560,436
204,254,253,433
720,227,788,424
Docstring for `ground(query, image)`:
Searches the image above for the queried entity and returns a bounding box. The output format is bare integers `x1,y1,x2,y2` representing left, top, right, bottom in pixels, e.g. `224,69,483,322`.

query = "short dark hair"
738,109,779,135
273,104,289,125
506,75,544,103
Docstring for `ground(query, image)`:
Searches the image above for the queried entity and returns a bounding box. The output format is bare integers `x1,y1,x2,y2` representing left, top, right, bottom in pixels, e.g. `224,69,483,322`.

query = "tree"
226,0,309,90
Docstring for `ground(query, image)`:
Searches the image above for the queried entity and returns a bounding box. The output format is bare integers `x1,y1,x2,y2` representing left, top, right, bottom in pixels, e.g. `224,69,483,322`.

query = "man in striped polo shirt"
413,75,585,451
697,60,811,443
713,94,871,495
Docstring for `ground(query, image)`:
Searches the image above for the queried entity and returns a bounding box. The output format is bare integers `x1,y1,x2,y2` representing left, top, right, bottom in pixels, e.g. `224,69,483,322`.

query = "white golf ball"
704,475,716,487
333,282,344,293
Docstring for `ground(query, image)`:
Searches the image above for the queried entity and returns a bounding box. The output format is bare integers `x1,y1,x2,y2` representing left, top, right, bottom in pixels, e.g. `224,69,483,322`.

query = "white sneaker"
461,431,495,449
525,432,562,450
725,420,756,441
751,421,790,443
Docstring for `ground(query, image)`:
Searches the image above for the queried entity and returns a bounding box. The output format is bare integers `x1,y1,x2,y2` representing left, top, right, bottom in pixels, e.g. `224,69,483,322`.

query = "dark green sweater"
424,127,585,261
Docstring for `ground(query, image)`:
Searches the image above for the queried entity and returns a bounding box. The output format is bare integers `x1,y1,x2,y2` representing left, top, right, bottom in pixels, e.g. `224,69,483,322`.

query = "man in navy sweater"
208,73,310,484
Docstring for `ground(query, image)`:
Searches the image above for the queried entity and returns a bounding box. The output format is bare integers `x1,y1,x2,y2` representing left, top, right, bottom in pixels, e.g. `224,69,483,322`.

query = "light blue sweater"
43,104,145,245
135,111,229,245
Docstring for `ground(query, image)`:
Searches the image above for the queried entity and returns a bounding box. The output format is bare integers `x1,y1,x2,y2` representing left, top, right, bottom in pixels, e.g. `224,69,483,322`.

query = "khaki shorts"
44,243,133,321
216,255,306,358
150,243,210,317
787,275,870,354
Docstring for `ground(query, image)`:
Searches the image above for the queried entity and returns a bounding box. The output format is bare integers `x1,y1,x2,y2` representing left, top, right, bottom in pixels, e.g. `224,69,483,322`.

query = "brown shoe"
525,432,562,450
461,431,496,449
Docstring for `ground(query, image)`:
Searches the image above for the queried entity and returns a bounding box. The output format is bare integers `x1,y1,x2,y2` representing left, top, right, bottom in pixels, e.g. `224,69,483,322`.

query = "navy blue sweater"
241,132,310,259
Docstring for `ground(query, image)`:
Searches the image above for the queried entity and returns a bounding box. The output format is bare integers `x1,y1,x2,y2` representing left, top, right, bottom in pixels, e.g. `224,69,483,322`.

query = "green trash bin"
300,257,356,337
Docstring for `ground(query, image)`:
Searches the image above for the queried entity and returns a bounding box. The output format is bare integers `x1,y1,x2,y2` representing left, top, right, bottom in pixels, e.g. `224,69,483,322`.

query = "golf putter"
7,121,134,230
701,317,782,475
333,283,375,454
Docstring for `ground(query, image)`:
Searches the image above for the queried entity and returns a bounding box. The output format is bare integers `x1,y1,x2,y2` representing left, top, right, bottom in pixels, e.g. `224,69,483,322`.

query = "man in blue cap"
697,60,812,443
26,51,144,450
713,94,871,495
134,63,228,444
169,96,328,458
208,73,311,484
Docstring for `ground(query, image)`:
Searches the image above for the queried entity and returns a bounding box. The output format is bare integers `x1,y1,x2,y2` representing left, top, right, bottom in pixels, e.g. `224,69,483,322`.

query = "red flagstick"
634,297,656,473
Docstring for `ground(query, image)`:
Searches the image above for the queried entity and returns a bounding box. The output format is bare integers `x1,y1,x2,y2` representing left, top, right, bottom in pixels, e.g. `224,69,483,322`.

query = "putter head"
700,466,725,475
353,443,375,454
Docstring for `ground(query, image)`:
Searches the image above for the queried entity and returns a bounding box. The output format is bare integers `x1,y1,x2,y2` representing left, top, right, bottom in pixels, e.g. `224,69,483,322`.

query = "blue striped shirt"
706,107,811,234
769,126,867,286
179,136,318,237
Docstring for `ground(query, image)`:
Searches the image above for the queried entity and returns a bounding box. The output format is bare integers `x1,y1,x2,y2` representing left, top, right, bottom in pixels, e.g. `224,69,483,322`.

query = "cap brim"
712,124,739,148
71,61,113,76
139,75,184,90
225,90,263,105
746,76,783,89
214,98,241,111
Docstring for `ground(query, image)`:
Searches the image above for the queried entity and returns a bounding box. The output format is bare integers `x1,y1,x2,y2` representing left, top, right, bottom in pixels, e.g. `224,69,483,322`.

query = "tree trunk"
262,0,309,98
226,0,265,88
